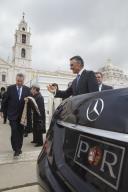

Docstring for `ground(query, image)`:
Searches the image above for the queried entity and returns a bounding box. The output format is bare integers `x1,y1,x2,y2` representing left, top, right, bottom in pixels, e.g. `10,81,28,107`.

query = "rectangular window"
22,34,26,44
2,74,6,82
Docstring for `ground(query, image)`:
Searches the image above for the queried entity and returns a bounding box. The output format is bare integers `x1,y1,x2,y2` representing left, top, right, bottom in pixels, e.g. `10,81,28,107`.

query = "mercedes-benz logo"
86,98,104,121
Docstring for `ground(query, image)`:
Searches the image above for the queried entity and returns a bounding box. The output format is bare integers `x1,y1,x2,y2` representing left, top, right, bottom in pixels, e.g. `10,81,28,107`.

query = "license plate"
74,135,125,190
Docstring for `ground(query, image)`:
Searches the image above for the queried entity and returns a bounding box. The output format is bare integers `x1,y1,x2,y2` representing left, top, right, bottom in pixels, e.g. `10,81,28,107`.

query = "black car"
37,88,128,192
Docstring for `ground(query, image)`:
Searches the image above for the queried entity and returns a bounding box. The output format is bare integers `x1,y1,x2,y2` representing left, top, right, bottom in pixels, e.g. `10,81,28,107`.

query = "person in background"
95,72,113,91
47,83,62,126
47,56,98,98
0,87,6,108
0,91,7,124
0,73,30,157
30,84,46,147
0,87,6,98
0,88,7,124
23,91,32,137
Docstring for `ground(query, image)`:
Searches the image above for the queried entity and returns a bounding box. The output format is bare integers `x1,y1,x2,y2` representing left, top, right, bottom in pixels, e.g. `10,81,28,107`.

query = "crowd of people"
0,55,113,157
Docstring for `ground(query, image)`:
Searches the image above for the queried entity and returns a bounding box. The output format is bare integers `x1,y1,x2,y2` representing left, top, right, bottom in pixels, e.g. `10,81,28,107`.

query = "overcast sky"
0,0,128,72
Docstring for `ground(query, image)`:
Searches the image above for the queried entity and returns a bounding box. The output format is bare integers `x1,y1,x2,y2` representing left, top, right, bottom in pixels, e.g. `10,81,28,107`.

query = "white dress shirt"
98,84,102,92
77,67,85,76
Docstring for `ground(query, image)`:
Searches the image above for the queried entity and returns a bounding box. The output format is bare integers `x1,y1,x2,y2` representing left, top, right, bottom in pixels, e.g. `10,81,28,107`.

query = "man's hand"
47,84,57,94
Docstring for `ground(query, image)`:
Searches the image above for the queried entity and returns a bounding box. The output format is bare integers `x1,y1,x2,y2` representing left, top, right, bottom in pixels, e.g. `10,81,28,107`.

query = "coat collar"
77,67,85,76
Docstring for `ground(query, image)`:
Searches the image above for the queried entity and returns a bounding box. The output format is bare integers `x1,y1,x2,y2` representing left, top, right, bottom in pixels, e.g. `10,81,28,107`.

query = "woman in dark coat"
31,84,46,146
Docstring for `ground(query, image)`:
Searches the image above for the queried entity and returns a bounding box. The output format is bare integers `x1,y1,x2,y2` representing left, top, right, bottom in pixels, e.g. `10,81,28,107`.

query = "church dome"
101,58,123,73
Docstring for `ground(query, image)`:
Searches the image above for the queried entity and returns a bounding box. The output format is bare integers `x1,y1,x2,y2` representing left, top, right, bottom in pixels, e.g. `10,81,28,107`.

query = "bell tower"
12,13,32,68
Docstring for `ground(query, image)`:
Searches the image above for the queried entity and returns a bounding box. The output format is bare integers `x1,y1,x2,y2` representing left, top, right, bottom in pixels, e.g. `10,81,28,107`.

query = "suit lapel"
101,84,105,91
72,70,86,95
20,86,24,101
72,78,77,95
76,70,86,93
14,85,19,101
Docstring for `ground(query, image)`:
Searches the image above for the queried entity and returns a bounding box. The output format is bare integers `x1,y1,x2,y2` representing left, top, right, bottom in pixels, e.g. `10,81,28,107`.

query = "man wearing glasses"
47,56,98,98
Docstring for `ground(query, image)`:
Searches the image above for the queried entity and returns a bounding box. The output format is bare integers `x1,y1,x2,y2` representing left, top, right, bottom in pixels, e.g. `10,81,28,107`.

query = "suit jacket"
101,84,113,91
32,93,46,133
1,84,30,121
55,70,98,99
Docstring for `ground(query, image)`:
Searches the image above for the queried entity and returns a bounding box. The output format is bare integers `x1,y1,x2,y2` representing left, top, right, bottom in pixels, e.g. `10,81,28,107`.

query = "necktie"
76,74,80,89
17,87,21,100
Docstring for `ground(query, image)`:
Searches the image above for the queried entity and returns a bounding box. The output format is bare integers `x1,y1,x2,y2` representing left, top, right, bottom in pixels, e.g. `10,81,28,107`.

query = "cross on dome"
22,12,25,20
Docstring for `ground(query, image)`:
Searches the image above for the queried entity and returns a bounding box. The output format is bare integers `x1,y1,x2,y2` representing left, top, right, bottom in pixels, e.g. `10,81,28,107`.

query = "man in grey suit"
95,72,113,91
47,56,98,98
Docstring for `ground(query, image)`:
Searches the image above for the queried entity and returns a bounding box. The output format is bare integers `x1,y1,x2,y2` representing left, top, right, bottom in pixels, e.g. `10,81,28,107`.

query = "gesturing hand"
47,84,57,94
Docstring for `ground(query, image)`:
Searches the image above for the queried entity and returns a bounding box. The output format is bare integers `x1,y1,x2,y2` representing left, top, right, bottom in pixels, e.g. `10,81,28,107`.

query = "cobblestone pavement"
0,119,45,191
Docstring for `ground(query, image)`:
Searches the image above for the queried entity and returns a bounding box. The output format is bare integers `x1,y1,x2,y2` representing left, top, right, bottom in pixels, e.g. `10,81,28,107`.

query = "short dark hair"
70,56,84,66
1,87,5,91
95,72,103,77
31,86,40,92
16,73,25,79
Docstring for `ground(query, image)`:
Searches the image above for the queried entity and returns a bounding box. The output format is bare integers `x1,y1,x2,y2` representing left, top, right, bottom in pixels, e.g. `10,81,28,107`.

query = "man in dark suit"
47,56,98,98
30,84,46,146
95,72,113,91
1,73,30,156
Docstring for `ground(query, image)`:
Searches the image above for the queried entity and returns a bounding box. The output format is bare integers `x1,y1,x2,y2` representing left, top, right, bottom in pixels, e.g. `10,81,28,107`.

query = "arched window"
21,48,26,58
22,34,26,43
22,27,25,31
